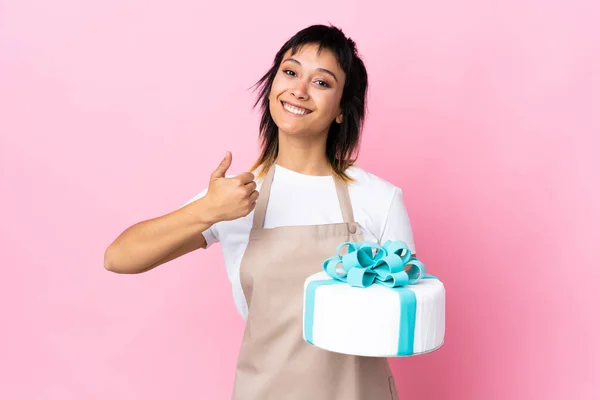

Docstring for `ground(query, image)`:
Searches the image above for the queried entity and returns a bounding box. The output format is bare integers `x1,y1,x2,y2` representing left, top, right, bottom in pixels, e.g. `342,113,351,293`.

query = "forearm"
104,198,215,274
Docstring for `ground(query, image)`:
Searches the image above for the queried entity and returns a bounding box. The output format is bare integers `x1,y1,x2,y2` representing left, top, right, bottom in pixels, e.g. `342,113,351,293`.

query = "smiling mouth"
281,101,312,116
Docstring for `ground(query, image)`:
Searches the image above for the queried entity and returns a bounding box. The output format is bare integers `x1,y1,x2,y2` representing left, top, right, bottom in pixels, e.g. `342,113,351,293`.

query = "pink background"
1,1,599,399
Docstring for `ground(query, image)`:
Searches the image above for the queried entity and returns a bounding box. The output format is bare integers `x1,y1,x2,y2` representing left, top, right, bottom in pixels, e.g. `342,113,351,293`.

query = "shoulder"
346,165,415,250
345,165,405,227
346,165,402,199
344,165,410,245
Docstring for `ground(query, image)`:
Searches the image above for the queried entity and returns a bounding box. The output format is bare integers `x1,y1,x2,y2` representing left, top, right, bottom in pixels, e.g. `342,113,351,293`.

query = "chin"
270,114,304,136
277,123,309,137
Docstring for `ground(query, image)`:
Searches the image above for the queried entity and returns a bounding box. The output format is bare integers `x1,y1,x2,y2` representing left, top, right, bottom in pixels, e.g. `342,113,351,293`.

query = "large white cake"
302,241,445,357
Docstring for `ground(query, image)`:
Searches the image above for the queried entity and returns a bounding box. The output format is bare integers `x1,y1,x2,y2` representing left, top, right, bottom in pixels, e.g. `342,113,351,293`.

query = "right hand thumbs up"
211,151,233,179
205,152,259,223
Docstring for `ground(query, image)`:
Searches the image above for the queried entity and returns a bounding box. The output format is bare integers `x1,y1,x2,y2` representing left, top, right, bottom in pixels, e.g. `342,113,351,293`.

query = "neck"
275,130,332,176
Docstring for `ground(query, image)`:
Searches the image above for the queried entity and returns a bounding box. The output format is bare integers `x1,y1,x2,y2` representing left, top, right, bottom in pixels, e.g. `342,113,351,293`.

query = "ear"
335,113,343,124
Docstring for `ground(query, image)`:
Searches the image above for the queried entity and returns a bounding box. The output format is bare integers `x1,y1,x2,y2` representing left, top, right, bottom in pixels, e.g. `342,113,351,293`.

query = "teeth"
283,102,309,115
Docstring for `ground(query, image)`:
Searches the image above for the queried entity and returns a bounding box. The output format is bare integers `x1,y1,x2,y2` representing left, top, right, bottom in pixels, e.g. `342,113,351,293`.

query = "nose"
290,79,309,100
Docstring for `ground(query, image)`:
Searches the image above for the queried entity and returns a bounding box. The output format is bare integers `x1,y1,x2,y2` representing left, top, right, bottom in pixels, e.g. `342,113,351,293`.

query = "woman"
105,24,416,400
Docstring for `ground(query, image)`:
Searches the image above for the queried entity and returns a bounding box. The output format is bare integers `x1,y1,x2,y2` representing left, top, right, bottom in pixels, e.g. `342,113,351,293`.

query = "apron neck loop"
252,164,355,229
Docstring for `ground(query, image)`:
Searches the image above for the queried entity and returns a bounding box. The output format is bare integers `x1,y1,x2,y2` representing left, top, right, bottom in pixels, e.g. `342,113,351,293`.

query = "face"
268,43,346,137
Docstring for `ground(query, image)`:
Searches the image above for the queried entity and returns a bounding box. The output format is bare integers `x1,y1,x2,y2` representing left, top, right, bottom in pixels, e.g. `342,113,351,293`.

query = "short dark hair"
250,24,368,182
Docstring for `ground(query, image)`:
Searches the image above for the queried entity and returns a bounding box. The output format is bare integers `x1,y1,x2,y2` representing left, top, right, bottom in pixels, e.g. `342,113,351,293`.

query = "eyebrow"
282,57,339,83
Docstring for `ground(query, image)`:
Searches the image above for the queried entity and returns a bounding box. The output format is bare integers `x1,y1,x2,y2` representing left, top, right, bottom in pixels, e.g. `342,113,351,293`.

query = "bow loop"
322,240,427,288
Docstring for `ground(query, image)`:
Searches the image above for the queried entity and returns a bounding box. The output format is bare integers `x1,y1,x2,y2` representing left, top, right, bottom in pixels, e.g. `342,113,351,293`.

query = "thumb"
212,151,232,179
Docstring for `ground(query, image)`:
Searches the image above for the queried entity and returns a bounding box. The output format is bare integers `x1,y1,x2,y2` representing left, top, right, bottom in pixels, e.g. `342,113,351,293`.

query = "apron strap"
333,175,355,224
253,165,275,229
252,163,355,229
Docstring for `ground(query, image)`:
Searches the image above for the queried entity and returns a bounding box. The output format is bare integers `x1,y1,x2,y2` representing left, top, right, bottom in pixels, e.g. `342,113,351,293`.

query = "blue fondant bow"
322,240,432,288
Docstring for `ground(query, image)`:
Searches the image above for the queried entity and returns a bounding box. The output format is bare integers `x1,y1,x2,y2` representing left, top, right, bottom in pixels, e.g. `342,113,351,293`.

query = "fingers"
240,184,258,201
244,180,257,194
236,171,256,185
249,190,259,202
212,151,232,179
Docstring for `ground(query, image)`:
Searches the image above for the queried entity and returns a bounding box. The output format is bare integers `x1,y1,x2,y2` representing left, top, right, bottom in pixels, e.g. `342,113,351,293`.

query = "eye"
282,69,296,77
315,80,330,88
